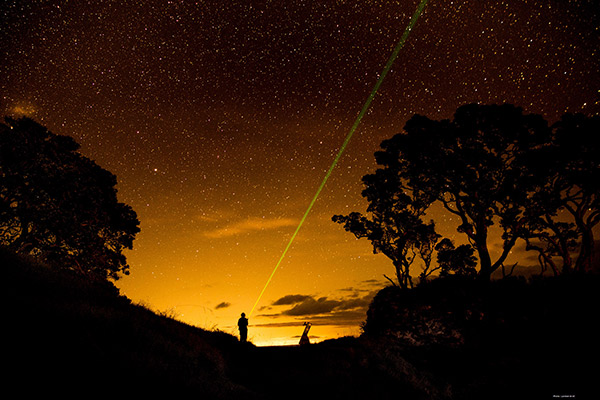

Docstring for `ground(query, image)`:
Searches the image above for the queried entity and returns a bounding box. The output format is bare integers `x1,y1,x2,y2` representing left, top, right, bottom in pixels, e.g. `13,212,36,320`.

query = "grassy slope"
7,247,596,399
3,249,445,399
3,249,253,397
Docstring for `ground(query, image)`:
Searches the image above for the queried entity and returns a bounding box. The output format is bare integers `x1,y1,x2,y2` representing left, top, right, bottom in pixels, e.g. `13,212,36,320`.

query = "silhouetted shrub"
362,273,599,398
363,273,599,347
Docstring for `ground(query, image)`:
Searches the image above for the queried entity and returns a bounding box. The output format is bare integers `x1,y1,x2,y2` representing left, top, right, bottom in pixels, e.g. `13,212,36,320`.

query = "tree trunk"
575,225,594,273
548,215,574,273
568,202,595,274
558,237,573,274
474,230,493,281
393,261,407,289
491,235,518,277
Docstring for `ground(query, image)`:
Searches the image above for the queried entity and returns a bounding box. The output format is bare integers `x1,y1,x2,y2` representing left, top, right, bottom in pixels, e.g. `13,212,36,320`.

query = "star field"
1,0,598,344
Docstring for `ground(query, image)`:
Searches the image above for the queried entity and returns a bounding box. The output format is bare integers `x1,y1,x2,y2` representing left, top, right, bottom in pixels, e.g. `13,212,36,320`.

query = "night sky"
2,0,598,345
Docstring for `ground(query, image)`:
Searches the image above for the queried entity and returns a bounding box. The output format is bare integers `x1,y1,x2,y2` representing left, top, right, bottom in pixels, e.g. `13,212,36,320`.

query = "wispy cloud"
282,296,341,316
215,301,231,310
262,289,377,324
203,217,298,239
279,294,374,316
339,279,386,293
272,294,313,305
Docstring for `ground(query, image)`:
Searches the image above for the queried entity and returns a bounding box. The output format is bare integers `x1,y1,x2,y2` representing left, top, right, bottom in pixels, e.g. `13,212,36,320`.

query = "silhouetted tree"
0,117,140,279
520,214,578,276
553,114,600,272
435,238,477,278
370,104,553,280
521,113,600,274
334,104,599,280
519,184,579,275
332,166,440,288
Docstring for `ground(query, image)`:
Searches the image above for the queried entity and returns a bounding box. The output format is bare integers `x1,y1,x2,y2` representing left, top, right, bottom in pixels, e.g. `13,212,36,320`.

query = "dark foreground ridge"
4,248,597,399
4,248,247,397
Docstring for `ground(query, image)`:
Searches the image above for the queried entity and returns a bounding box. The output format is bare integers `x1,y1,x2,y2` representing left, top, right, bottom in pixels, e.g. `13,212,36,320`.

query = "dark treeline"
0,117,140,280
334,104,599,398
334,103,600,288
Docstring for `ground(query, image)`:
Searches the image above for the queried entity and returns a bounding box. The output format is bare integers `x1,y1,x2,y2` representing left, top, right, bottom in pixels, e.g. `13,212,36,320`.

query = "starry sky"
2,0,598,345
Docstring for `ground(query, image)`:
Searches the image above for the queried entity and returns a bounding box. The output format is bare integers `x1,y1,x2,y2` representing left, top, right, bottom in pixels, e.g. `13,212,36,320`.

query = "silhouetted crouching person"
238,312,248,342
299,322,311,345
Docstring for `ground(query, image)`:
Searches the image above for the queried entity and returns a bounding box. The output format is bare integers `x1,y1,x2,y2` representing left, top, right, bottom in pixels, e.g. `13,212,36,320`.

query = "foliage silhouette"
0,117,140,279
435,238,477,278
521,113,600,274
334,103,600,280
332,190,440,288
362,272,599,399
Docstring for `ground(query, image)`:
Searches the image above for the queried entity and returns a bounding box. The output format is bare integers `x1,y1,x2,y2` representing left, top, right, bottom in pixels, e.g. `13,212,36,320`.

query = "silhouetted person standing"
238,312,248,342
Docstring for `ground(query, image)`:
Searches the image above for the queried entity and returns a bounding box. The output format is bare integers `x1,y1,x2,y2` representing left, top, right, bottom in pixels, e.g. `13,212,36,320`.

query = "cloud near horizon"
271,294,313,305
264,290,377,321
215,301,231,310
203,217,298,239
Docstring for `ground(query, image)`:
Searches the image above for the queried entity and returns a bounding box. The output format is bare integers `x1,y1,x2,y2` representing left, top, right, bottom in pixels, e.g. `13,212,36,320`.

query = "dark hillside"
364,275,600,399
228,337,449,400
2,248,449,399
3,248,252,397
7,246,594,399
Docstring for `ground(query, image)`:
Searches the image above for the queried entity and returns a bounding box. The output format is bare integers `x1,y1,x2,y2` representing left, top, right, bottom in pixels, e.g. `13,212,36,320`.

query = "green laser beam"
249,0,429,317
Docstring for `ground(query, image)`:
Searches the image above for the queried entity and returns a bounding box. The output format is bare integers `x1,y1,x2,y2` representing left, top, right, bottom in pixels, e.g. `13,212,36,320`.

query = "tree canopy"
0,117,140,280
334,104,600,284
